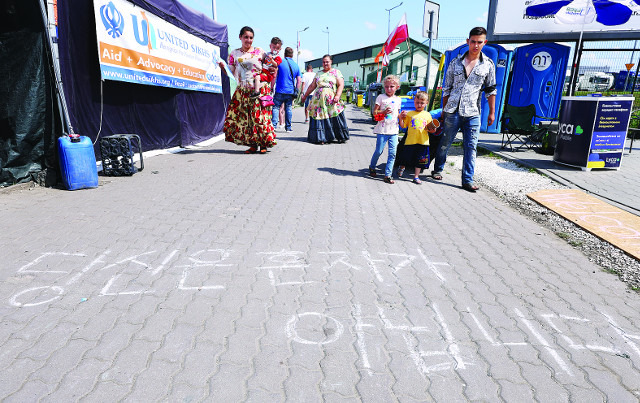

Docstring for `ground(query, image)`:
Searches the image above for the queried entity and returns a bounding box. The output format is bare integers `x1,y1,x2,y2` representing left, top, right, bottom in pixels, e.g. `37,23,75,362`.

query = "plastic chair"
501,104,551,151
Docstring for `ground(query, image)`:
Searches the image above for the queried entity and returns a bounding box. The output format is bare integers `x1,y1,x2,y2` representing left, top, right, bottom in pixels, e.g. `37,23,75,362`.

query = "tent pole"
568,13,587,97
568,34,583,96
38,0,73,135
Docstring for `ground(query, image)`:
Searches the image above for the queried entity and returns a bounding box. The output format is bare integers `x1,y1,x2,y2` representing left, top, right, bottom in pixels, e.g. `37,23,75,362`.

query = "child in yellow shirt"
397,92,436,184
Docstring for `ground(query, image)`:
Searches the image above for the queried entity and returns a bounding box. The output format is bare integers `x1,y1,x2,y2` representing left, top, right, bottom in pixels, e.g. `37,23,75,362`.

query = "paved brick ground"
2,105,640,401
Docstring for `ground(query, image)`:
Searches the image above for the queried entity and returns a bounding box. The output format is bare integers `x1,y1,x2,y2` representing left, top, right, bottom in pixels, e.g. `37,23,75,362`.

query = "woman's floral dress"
307,68,350,144
223,47,276,148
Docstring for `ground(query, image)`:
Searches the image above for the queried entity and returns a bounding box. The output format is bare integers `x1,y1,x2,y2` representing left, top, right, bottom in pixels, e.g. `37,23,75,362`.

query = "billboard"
93,0,222,93
487,0,640,42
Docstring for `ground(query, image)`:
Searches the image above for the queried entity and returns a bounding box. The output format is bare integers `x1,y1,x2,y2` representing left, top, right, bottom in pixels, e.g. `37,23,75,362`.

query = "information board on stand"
554,96,634,170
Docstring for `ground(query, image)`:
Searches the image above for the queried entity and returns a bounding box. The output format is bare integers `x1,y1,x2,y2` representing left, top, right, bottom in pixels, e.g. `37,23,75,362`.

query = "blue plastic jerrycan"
58,135,99,190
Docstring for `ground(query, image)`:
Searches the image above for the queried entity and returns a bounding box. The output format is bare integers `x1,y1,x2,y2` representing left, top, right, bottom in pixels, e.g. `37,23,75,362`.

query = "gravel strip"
443,146,640,290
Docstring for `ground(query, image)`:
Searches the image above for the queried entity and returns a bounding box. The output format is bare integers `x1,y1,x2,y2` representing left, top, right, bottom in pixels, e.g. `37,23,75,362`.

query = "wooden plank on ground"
527,189,640,260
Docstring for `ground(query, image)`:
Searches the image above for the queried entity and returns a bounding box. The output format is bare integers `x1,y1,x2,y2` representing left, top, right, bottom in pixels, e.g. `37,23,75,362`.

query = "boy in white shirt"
368,75,401,184
300,64,316,123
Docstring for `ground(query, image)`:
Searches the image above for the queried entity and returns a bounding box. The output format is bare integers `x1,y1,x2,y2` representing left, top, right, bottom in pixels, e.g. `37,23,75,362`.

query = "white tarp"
93,0,222,93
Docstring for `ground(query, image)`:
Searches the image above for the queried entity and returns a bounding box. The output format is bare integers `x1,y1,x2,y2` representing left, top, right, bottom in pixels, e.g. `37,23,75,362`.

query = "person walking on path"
301,54,350,144
368,75,401,184
431,26,496,192
271,47,301,132
220,26,277,154
301,64,316,123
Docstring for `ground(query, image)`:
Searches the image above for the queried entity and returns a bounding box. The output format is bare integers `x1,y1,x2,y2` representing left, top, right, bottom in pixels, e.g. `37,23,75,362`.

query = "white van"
577,72,615,92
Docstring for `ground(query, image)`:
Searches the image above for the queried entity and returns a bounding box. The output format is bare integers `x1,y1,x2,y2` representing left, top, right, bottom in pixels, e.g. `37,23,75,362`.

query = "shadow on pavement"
347,132,376,138
276,135,308,142
318,167,369,178
177,149,245,155
350,118,375,125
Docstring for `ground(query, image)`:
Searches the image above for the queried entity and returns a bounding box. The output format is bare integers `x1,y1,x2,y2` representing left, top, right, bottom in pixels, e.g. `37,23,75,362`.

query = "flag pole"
568,9,588,96
407,38,413,85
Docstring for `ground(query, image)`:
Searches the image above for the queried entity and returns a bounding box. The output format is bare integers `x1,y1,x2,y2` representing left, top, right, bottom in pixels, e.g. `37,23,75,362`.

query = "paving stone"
46,358,111,401
1,105,640,401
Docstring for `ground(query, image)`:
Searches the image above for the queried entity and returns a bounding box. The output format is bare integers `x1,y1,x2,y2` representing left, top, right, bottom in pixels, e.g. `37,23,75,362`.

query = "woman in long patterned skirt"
220,26,276,154
300,54,350,145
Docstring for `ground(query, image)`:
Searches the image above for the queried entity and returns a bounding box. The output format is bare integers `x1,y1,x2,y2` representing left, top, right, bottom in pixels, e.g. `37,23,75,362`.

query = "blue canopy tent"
525,0,640,95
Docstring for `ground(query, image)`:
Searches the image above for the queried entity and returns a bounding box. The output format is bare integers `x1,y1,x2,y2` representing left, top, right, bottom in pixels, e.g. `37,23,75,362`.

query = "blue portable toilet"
441,43,514,133
615,70,638,91
507,43,570,124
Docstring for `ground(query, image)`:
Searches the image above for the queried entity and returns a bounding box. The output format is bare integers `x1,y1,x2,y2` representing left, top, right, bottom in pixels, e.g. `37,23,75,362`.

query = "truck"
576,72,615,92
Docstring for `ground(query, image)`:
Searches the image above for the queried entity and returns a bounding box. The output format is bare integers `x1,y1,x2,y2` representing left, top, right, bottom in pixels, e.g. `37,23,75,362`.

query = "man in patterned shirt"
431,26,496,192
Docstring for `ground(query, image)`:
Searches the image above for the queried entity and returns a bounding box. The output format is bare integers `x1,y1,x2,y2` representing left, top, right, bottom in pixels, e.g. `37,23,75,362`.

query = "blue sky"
178,0,490,69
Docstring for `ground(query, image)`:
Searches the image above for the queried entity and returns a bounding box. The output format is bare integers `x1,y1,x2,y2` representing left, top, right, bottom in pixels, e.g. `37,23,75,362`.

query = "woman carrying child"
219,26,277,154
368,75,401,184
396,92,436,184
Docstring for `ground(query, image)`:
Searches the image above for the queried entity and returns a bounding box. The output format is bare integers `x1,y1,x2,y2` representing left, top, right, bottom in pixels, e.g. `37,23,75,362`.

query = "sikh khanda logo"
100,2,124,38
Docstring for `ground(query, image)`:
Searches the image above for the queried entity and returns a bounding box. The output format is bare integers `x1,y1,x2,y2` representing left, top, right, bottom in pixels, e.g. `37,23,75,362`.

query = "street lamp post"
385,2,403,35
297,26,309,65
322,27,330,55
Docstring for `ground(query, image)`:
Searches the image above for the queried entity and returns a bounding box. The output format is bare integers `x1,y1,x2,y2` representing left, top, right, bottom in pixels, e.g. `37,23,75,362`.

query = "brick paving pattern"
1,105,640,401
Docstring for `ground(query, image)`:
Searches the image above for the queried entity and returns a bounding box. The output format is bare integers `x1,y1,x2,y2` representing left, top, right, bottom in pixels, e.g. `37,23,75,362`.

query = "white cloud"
365,21,376,30
477,11,488,23
297,48,314,64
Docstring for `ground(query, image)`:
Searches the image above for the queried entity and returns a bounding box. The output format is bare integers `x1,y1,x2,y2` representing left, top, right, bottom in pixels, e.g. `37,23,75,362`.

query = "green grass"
556,231,582,247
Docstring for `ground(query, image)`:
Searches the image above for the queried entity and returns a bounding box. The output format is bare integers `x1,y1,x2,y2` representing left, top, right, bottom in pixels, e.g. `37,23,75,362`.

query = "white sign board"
422,1,439,39
93,0,222,93
488,0,640,42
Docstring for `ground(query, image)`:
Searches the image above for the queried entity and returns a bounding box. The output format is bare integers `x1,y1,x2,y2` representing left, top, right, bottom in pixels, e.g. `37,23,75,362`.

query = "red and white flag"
375,13,409,66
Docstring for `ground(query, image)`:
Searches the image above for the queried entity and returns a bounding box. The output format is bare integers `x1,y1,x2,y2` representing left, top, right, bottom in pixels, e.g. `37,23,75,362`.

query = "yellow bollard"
357,94,363,107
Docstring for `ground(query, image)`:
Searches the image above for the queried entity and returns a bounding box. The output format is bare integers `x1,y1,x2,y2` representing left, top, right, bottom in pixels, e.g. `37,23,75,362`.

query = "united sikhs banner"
93,0,222,93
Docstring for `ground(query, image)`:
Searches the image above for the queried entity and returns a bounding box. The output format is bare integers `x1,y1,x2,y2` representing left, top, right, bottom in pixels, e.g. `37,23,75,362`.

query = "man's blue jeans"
432,112,480,185
369,134,398,177
272,93,294,130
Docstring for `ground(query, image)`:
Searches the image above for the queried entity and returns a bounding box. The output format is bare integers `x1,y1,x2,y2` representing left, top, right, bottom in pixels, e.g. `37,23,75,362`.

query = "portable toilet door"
441,43,513,133
507,43,570,125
